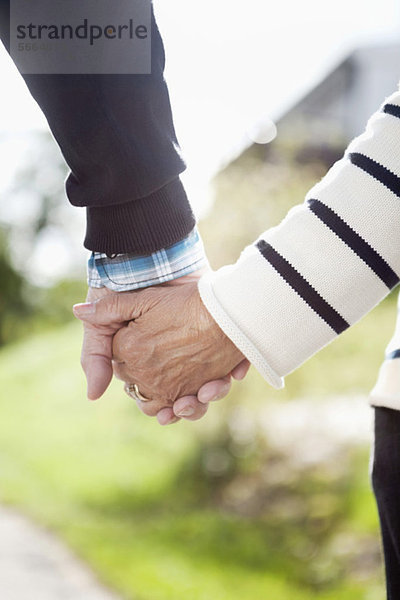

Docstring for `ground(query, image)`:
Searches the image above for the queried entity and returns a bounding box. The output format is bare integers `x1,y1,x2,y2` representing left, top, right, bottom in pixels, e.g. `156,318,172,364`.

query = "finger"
73,288,157,328
173,396,209,420
114,356,172,415
81,322,114,400
197,375,231,404
123,381,173,417
231,359,251,380
156,407,181,426
136,397,173,417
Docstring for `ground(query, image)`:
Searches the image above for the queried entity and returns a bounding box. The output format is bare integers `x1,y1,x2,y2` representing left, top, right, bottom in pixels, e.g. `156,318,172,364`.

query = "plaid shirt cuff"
87,227,208,291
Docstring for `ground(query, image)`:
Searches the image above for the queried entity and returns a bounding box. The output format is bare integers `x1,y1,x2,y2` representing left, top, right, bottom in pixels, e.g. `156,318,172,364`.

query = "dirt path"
0,506,121,600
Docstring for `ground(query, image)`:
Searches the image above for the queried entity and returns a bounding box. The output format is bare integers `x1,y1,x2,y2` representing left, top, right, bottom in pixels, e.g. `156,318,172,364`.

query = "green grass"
0,292,395,599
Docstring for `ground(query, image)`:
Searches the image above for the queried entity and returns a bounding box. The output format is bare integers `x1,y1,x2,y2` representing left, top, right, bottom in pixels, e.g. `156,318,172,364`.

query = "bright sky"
0,0,399,278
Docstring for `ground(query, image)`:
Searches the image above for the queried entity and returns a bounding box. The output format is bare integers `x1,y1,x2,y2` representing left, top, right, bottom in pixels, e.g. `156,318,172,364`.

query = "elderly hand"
75,273,249,425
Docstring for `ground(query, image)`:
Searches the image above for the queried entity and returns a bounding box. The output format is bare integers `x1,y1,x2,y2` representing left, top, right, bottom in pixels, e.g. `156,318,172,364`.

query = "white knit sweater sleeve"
198,89,400,390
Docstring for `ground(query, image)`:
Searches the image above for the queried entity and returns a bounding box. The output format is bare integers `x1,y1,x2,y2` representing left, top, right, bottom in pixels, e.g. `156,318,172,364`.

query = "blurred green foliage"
0,227,34,345
0,134,391,598
199,139,337,269
0,241,86,346
31,278,87,330
0,290,393,598
0,131,85,347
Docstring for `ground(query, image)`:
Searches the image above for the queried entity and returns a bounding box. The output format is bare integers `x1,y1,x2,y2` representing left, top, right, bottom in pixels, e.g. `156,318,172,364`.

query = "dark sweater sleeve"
0,1,195,255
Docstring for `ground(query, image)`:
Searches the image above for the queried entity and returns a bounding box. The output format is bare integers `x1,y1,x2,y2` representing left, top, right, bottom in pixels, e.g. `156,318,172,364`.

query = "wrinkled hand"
109,281,245,405
75,273,249,425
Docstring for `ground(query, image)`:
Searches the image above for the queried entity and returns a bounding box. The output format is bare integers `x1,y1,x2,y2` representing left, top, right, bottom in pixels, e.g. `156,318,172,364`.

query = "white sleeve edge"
370,358,400,410
370,395,400,410
198,272,284,390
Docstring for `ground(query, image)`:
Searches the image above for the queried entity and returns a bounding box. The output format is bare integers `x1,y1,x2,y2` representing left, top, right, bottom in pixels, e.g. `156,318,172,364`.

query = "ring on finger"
124,383,152,403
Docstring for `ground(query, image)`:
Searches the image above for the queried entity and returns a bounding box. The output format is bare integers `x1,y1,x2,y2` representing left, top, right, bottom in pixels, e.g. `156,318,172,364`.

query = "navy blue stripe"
349,152,400,198
255,240,349,335
383,103,400,120
386,349,400,361
307,199,399,290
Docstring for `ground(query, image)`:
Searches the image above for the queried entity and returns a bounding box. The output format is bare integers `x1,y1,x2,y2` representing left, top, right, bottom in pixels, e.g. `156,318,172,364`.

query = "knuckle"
138,402,160,417
113,324,137,360
113,326,128,352
112,294,126,319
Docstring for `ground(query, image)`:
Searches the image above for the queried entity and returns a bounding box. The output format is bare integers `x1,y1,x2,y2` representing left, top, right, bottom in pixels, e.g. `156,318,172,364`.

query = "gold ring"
124,383,152,403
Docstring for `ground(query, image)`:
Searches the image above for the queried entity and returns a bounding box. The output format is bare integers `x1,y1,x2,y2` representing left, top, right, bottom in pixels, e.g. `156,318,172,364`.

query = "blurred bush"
0,226,33,345
0,128,389,599
0,224,86,345
200,137,344,268
0,132,86,347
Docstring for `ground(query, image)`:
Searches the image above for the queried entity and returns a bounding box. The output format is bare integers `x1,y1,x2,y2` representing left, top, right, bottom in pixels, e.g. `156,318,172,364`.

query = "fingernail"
177,407,195,417
162,416,180,426
211,393,224,402
73,302,96,316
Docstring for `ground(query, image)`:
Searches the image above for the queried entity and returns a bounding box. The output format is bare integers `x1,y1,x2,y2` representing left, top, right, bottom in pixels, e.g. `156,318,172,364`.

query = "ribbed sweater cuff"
84,178,196,255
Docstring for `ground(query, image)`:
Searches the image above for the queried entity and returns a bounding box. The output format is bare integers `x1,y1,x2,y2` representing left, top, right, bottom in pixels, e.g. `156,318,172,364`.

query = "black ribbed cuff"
84,178,196,255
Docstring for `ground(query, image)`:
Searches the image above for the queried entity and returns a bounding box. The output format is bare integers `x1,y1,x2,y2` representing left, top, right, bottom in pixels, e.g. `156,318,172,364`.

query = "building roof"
275,42,400,142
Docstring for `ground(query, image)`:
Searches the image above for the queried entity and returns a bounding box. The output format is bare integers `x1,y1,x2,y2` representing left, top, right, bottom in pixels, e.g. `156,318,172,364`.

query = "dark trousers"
372,406,400,599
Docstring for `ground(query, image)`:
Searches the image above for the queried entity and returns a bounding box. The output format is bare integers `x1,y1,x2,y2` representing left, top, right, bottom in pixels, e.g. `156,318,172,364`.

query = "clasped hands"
73,269,249,425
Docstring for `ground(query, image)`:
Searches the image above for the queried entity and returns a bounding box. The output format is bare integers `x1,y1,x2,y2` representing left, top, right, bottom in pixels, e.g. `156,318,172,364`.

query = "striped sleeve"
198,89,400,389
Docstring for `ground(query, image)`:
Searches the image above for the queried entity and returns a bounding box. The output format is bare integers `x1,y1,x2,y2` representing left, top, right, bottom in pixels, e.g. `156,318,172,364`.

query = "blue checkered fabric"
87,228,208,291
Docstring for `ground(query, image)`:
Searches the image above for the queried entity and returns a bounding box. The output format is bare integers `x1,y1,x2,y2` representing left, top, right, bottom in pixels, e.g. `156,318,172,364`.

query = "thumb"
73,289,155,327
80,315,116,400
82,343,114,401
